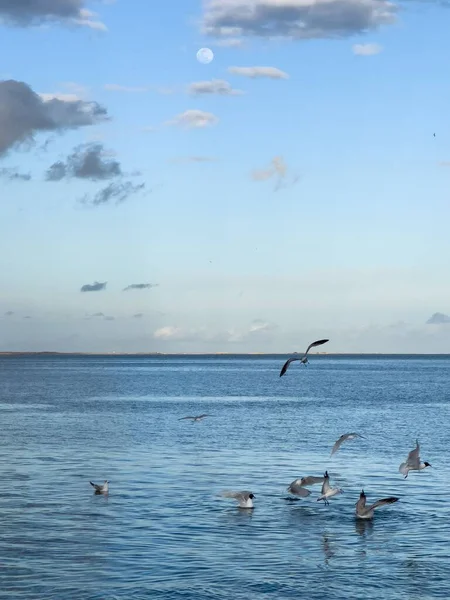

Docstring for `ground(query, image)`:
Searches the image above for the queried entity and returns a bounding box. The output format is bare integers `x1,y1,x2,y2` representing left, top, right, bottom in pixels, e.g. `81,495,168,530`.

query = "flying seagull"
219,490,255,508
179,414,210,422
355,489,399,519
279,339,329,377
287,475,325,497
399,439,431,478
317,471,343,506
90,480,109,494
330,432,365,456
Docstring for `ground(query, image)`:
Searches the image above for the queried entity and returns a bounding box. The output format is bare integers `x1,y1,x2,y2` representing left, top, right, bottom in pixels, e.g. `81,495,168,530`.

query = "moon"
196,47,214,64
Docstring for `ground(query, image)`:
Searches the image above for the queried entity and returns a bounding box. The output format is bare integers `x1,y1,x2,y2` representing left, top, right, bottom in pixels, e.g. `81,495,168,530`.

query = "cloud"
201,0,397,42
46,143,121,181
352,43,383,55
187,79,244,96
215,38,245,47
251,156,299,191
152,319,278,344
426,312,450,325
104,84,150,93
0,80,109,158
84,311,115,320
227,66,289,79
0,1,107,30
80,180,146,206
4,311,14,317
166,109,218,129
123,283,159,291
133,313,144,319
438,161,450,167
0,167,31,181
80,281,107,292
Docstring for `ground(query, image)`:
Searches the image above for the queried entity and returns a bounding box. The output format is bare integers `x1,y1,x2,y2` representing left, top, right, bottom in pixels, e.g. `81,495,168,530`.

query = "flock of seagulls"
90,339,432,520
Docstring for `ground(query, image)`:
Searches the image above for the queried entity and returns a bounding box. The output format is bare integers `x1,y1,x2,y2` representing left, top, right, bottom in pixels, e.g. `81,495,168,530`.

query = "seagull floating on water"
331,432,364,456
90,480,109,494
179,414,210,422
279,339,329,377
355,489,399,519
399,439,431,478
219,490,255,508
317,471,343,506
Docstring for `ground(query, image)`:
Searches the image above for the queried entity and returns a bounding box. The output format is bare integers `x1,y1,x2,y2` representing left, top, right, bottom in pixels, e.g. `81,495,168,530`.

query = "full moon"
196,47,214,64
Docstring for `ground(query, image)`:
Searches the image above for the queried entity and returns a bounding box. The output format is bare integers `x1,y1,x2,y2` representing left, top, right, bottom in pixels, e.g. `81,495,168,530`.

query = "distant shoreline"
0,351,449,357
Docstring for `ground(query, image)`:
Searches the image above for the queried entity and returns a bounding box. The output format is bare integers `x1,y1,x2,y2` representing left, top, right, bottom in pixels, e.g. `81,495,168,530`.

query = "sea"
0,354,449,599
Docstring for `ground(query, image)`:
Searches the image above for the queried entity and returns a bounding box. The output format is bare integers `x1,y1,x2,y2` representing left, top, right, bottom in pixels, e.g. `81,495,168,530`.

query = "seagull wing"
320,474,331,495
287,483,311,497
279,357,300,377
330,434,347,456
197,414,210,419
219,490,252,502
300,475,325,486
406,439,420,468
179,416,195,420
399,462,409,476
90,481,102,491
355,494,366,513
304,338,329,357
367,497,399,511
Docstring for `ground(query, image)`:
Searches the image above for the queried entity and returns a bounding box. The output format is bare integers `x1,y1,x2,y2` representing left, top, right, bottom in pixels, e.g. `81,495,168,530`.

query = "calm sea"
0,354,449,599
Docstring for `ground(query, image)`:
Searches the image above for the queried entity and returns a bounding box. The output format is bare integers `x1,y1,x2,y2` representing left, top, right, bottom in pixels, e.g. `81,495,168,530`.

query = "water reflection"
355,518,374,538
322,531,337,565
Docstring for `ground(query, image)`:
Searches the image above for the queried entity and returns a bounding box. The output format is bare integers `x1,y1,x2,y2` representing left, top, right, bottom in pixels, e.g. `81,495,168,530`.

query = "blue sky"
1,0,450,353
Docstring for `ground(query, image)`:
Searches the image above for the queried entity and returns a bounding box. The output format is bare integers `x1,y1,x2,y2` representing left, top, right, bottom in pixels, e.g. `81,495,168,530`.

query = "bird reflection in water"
355,518,374,538
322,531,337,565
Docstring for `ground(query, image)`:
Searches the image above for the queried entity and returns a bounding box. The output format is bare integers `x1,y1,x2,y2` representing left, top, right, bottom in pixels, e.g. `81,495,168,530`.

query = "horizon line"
0,351,449,357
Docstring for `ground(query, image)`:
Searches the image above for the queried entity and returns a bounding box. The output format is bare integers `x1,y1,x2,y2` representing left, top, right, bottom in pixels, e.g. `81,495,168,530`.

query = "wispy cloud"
123,283,159,291
426,312,450,325
79,181,146,206
0,167,31,182
46,143,121,182
187,79,244,96
0,80,109,158
169,156,218,164
80,281,107,292
251,156,299,191
104,84,150,93
4,311,14,317
166,109,219,129
133,313,144,319
352,43,383,56
227,66,289,79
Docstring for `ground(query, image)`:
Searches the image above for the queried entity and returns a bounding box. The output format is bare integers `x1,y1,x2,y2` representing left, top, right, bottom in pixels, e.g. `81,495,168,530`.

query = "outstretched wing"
330,432,364,456
279,357,300,377
299,475,325,487
406,440,420,468
399,462,409,476
367,497,399,511
355,495,366,512
179,416,195,420
320,473,330,495
219,490,252,502
287,482,311,497
90,481,101,491
304,338,329,357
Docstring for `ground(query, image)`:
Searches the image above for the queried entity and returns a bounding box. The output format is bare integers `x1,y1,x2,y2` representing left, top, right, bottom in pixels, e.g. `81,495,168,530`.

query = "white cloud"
352,43,383,55
228,66,289,79
187,79,244,96
251,156,299,191
202,0,397,42
166,109,219,129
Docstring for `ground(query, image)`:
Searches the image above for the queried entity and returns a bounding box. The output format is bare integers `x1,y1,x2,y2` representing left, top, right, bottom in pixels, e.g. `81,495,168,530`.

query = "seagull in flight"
399,439,431,478
219,490,255,508
179,414,210,422
355,489,399,519
317,471,343,506
279,339,329,377
90,480,109,494
287,475,325,497
330,432,364,456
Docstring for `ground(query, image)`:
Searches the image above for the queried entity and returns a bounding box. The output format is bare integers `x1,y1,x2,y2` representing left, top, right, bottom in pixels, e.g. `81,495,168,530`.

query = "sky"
1,0,450,354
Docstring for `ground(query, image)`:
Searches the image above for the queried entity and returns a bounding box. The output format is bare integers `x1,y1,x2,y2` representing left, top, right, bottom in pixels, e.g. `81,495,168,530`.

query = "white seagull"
355,489,399,519
219,490,255,508
317,471,343,506
330,432,365,456
90,480,109,494
179,414,210,422
279,339,329,377
399,439,431,478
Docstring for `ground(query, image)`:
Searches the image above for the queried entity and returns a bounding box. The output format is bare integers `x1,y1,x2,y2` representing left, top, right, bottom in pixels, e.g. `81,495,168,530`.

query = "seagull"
279,339,329,377
330,432,365,456
317,471,343,506
287,475,325,497
178,414,210,422
90,480,109,494
399,439,431,478
219,490,255,508
355,489,399,519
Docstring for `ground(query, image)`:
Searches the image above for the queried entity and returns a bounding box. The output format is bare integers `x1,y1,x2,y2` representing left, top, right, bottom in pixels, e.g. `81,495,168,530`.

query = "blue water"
0,354,449,599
